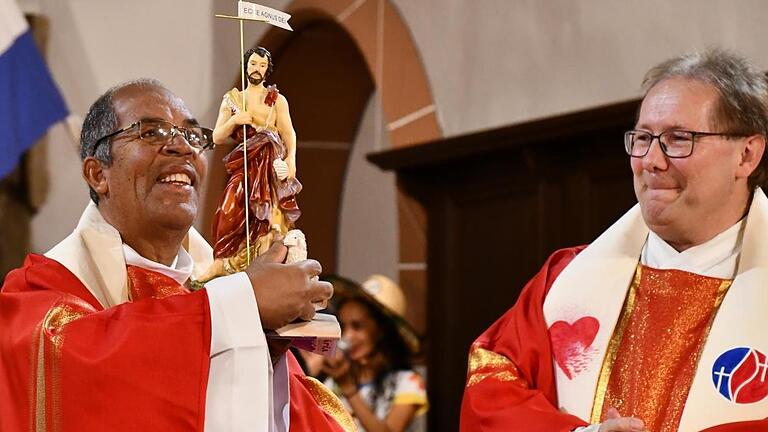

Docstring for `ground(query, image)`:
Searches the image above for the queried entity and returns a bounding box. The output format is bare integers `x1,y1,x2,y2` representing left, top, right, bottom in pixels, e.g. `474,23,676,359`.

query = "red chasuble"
0,254,211,431
0,254,352,432
459,247,768,432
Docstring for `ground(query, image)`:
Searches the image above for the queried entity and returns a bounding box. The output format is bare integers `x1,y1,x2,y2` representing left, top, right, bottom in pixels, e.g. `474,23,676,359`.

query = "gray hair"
642,48,768,189
79,78,165,204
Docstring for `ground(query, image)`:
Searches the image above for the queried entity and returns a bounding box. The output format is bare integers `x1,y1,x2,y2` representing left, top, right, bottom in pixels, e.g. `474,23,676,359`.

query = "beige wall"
338,93,398,283
19,0,768,262
396,0,768,136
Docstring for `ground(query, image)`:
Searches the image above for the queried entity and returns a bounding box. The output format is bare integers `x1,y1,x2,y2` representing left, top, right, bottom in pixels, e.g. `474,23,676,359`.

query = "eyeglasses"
624,129,746,158
94,119,215,154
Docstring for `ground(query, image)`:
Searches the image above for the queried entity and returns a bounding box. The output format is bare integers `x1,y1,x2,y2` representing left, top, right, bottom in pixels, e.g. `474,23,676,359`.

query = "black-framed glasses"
624,129,746,158
94,119,215,154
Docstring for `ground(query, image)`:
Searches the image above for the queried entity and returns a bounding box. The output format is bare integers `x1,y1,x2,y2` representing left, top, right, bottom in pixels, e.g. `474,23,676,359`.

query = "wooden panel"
0,167,32,284
397,187,426,263
399,268,427,335
295,147,351,274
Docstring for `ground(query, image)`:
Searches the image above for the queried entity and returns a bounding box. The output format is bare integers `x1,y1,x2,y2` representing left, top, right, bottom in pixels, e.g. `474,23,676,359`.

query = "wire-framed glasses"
94,119,215,154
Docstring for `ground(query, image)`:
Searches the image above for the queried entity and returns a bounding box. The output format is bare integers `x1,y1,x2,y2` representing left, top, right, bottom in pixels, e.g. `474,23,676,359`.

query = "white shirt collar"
640,218,745,279
122,243,193,286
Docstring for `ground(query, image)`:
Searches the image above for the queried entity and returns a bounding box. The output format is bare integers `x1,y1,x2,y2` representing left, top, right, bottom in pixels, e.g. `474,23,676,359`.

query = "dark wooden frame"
369,99,641,432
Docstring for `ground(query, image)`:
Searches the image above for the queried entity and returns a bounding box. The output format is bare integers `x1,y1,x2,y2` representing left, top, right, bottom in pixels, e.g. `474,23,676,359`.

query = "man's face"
101,84,207,232
247,53,269,86
632,77,747,246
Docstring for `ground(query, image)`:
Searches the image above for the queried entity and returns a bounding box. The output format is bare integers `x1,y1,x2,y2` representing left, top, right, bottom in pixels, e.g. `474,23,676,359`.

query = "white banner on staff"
238,1,293,31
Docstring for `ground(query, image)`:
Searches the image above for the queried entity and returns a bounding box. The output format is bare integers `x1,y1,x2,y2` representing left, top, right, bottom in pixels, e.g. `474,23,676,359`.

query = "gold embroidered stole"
591,264,730,431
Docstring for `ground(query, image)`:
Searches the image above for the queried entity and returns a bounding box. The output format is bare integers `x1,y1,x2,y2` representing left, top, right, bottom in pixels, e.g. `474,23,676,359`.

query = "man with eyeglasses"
0,79,353,431
461,49,768,432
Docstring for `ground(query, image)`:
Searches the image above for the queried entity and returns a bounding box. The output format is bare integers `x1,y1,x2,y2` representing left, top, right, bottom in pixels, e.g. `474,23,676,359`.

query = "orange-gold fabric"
126,264,190,300
597,265,731,432
466,346,530,389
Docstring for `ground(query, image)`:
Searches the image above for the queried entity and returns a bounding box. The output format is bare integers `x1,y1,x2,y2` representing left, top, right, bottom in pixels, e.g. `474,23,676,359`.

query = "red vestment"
460,247,768,432
0,254,351,431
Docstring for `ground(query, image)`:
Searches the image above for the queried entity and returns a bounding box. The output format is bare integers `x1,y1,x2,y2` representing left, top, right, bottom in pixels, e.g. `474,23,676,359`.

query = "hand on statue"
245,241,333,330
273,158,289,181
597,408,648,432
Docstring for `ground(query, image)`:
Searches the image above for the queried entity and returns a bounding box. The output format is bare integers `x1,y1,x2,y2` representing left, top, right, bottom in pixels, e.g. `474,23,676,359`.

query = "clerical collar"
641,218,745,279
122,244,193,286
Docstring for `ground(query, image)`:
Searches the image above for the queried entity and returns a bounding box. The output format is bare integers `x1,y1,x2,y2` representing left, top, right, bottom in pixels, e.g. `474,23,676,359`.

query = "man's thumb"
259,240,288,264
606,407,621,419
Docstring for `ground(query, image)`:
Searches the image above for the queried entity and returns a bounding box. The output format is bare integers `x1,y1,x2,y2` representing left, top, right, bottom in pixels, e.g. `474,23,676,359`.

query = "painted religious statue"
209,46,302,275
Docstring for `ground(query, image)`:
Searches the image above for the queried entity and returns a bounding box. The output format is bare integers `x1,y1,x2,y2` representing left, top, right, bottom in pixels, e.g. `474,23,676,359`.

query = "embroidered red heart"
548,316,600,380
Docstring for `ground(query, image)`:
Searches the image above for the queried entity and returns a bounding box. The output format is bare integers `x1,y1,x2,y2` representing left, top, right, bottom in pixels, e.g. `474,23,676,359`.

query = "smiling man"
461,49,768,432
0,79,352,432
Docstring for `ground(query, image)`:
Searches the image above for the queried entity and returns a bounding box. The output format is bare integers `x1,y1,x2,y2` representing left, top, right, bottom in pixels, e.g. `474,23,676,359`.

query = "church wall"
337,93,399,286
395,0,768,138
16,0,768,289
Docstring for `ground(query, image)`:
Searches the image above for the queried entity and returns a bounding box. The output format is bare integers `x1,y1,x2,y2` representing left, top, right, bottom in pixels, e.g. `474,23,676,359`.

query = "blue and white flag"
0,0,68,180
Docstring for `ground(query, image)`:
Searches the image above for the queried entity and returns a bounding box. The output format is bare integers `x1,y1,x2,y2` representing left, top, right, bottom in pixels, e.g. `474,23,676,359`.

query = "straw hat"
325,274,421,355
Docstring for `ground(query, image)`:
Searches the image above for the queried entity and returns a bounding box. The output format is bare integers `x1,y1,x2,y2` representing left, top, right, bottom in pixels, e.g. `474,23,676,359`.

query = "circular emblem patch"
712,347,768,404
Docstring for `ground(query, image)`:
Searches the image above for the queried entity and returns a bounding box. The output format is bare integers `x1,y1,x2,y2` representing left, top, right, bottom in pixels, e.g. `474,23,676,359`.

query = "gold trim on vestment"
465,346,530,388
35,330,46,432
51,341,62,432
29,321,40,432
44,303,89,346
590,265,641,423
299,375,358,432
34,301,92,431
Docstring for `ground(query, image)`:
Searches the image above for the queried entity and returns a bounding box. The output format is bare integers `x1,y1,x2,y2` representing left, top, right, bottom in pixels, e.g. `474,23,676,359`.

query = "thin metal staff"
214,10,267,266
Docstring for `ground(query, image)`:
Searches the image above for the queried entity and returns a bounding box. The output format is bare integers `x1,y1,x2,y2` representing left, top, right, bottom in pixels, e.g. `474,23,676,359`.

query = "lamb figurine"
283,229,307,264
283,229,325,311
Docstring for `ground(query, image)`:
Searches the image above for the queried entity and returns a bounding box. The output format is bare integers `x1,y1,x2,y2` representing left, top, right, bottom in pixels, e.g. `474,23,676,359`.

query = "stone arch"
271,1,439,336
201,0,437,333
265,0,442,148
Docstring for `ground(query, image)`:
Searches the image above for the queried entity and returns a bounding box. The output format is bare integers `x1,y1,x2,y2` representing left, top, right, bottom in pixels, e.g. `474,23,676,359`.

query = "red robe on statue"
0,254,352,431
460,247,768,432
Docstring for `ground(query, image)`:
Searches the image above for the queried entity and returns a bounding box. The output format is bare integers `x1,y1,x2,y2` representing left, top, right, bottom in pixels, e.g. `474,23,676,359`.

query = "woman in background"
323,275,427,432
